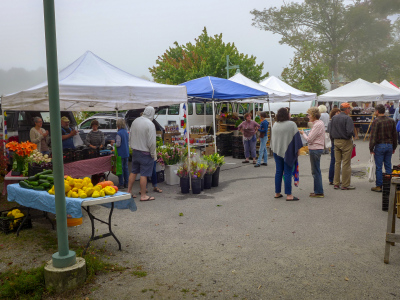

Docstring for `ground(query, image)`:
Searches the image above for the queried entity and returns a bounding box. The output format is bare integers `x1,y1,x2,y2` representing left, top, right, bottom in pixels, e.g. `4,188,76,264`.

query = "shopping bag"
73,132,84,147
366,154,376,183
111,146,123,176
324,133,331,148
351,144,356,159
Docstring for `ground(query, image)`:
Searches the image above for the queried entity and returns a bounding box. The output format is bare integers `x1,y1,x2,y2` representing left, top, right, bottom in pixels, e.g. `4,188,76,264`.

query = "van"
0,110,77,143
154,103,214,134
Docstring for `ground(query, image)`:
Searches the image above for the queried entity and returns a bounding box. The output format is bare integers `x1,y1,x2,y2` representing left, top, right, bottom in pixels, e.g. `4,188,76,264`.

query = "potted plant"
190,160,207,194
203,153,225,187
176,162,190,194
204,161,216,189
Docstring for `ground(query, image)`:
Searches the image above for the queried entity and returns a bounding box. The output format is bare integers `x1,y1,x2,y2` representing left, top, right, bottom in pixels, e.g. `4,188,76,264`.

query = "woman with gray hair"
30,116,50,154
319,104,330,154
115,118,130,188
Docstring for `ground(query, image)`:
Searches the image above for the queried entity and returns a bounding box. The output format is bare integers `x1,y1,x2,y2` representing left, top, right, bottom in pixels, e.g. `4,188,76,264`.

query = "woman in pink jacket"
300,107,325,198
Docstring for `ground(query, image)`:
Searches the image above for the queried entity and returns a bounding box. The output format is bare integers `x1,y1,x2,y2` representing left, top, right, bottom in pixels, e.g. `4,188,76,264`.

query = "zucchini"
39,175,49,179
36,170,53,176
27,175,39,181
26,180,39,186
40,182,51,188
33,185,45,191
46,176,54,181
38,179,51,185
19,181,33,189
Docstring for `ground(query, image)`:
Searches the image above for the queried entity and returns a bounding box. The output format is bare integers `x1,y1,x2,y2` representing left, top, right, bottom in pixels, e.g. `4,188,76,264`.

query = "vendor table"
2,155,113,195
7,183,134,255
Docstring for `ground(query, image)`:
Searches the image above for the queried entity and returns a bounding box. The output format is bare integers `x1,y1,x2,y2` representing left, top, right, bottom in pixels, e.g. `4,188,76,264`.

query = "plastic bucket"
180,177,190,194
212,167,220,187
204,174,212,189
191,178,202,194
67,215,82,227
201,177,204,191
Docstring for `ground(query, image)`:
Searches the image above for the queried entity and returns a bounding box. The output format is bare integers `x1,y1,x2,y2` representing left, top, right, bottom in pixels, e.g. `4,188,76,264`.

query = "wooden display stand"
164,132,180,145
384,176,400,263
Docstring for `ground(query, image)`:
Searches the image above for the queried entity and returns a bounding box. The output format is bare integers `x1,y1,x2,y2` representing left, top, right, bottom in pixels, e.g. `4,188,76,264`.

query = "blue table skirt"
7,184,136,218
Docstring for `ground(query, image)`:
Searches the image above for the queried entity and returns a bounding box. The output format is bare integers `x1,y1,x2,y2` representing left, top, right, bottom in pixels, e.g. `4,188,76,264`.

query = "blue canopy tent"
180,76,268,153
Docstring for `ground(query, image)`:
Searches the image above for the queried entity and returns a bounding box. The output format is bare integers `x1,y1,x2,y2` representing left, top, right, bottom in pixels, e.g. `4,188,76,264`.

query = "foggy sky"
0,0,296,95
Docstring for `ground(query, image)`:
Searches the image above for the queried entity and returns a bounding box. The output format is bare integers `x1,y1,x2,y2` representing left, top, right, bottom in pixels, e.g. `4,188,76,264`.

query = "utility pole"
226,55,240,79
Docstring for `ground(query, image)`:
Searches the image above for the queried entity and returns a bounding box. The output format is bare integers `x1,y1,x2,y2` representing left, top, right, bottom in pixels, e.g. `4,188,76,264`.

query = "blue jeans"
257,136,268,164
329,140,335,183
374,144,393,187
309,149,324,194
151,161,158,187
118,157,129,187
243,135,257,159
274,153,293,195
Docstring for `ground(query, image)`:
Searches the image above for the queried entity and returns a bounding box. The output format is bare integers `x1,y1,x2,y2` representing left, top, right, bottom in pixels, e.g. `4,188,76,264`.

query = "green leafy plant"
156,145,185,166
203,153,225,167
235,119,242,128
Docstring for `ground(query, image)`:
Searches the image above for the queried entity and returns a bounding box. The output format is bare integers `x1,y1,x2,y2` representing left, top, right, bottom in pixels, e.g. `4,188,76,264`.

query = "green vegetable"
33,186,45,191
27,175,39,181
46,176,54,181
25,180,39,186
40,182,51,188
38,179,51,185
36,170,53,176
19,181,33,189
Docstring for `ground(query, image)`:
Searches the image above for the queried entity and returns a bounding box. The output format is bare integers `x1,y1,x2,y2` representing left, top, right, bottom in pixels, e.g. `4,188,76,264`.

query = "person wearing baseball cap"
328,102,355,190
61,116,77,149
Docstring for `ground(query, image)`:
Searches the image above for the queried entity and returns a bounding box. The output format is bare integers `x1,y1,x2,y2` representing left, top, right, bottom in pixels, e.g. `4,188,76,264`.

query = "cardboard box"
204,145,215,156
190,133,207,139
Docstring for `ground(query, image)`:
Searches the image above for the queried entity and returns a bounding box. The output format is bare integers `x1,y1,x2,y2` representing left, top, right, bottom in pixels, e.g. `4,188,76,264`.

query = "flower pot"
165,164,179,185
191,178,202,194
212,166,220,187
204,174,212,189
201,177,204,191
180,177,190,194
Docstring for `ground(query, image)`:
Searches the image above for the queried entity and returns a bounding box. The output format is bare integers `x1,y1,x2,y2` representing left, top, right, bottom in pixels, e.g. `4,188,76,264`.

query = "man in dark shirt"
369,104,398,192
328,102,355,190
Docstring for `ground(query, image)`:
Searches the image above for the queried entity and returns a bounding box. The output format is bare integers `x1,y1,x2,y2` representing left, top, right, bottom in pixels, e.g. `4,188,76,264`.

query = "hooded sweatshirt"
129,106,156,158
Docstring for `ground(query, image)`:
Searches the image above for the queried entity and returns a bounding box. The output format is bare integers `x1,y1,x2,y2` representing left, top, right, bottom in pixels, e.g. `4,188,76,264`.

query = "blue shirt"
258,119,269,137
116,128,129,158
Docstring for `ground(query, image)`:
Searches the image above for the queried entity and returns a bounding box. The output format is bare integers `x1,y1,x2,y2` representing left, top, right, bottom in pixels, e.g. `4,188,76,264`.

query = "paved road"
69,139,400,299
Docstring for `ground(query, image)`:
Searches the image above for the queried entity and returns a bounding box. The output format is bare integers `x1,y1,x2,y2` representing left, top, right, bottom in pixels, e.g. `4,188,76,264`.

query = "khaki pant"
334,139,353,187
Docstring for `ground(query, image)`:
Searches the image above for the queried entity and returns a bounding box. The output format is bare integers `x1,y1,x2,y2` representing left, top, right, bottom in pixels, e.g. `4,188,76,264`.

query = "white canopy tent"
259,75,317,102
1,51,187,111
380,80,400,92
318,78,400,102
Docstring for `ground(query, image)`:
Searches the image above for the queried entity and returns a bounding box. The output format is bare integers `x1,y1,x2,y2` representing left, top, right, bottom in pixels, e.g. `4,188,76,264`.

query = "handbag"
324,133,331,148
397,121,400,132
351,144,356,159
367,154,376,182
111,145,123,176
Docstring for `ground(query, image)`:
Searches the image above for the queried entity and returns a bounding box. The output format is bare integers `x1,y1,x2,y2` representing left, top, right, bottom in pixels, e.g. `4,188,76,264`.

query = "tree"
280,43,328,95
251,0,393,82
149,27,268,84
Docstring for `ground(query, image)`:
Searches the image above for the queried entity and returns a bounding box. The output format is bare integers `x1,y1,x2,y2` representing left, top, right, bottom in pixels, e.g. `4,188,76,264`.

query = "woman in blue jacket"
255,112,269,167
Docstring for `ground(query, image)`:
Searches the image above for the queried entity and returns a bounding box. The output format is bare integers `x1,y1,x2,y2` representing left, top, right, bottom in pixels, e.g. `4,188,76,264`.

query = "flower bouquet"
203,153,224,187
6,141,37,175
156,145,184,167
190,160,207,179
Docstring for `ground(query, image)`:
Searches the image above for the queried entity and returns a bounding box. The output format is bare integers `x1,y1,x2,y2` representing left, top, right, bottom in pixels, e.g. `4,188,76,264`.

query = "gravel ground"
4,139,400,299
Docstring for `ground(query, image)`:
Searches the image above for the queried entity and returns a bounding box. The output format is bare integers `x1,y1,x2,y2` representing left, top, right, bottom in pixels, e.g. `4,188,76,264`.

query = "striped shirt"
301,120,325,150
86,130,105,148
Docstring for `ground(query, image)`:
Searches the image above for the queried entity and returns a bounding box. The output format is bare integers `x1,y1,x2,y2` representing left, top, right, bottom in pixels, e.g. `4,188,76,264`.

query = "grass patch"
0,265,46,300
131,265,147,278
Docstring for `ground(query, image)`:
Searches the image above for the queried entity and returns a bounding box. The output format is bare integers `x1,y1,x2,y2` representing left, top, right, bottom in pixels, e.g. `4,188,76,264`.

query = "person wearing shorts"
127,106,157,201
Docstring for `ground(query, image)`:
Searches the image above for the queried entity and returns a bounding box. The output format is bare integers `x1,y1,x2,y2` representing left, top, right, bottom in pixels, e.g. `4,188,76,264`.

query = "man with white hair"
127,106,157,201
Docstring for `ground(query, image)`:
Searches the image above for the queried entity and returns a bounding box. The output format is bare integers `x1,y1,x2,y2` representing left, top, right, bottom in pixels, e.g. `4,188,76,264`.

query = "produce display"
49,177,118,198
19,169,54,191
0,208,25,230
17,169,118,198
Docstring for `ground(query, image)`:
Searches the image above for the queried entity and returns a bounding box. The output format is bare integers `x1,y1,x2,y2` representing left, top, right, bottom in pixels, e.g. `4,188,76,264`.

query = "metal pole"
268,99,272,150
186,102,191,190
212,101,217,153
43,0,76,268
226,55,229,79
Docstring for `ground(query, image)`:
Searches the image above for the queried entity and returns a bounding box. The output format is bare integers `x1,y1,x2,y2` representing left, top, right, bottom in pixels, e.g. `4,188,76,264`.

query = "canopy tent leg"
268,100,272,151
185,102,192,190
212,101,217,154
